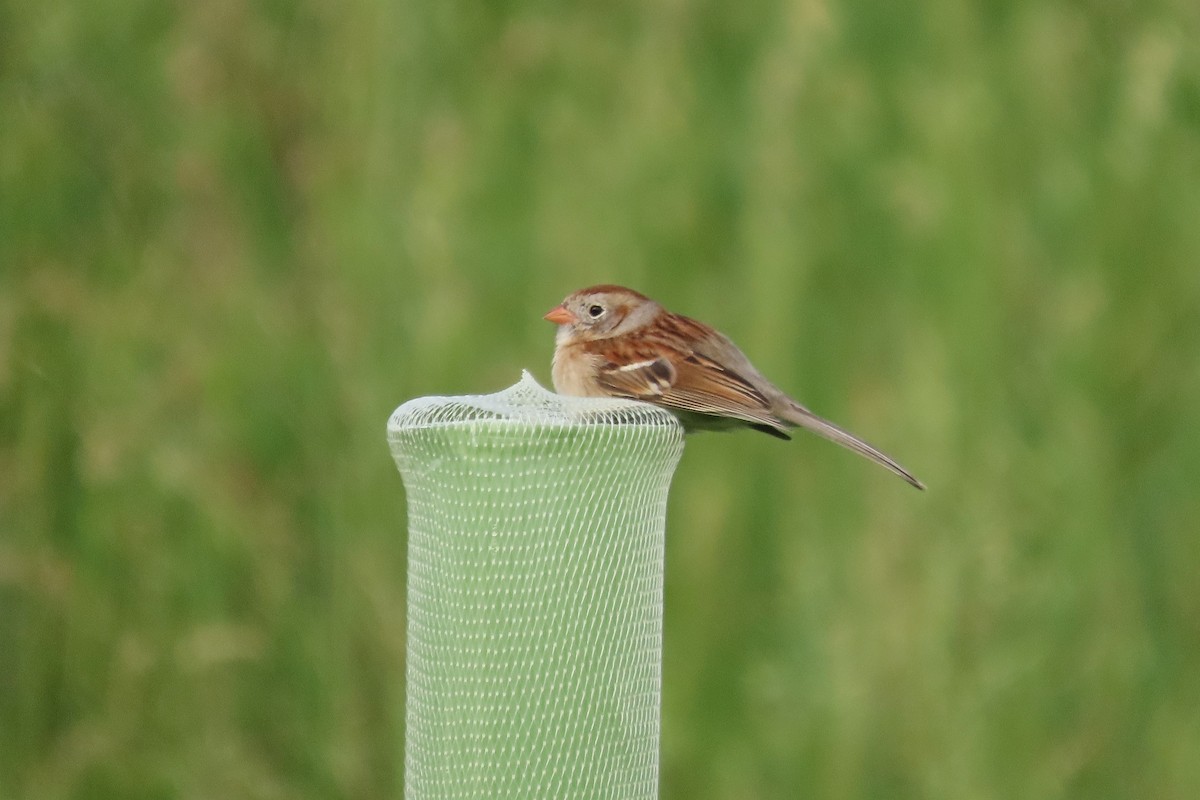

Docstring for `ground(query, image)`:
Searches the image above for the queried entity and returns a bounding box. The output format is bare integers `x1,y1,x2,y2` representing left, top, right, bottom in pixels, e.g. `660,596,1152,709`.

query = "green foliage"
3,0,1200,797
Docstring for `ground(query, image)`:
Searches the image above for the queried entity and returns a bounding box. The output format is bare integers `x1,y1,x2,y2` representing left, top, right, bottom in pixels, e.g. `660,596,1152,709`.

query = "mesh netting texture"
388,371,685,799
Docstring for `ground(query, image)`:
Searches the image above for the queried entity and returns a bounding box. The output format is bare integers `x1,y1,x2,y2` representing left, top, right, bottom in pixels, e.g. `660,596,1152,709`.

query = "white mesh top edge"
388,370,682,432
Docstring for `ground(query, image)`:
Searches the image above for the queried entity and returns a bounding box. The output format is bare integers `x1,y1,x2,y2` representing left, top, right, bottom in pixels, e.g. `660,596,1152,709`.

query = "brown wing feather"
585,313,787,432
594,356,676,398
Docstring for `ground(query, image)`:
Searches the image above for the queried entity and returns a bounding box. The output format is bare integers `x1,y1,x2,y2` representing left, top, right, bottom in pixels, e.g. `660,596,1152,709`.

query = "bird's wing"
595,348,786,432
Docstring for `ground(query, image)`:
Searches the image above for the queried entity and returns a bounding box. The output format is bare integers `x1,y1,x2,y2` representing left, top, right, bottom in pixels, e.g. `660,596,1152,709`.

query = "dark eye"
587,304,605,318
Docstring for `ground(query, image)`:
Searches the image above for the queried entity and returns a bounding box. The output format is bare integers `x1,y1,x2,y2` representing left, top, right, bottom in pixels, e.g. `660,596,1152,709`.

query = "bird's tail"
779,402,925,490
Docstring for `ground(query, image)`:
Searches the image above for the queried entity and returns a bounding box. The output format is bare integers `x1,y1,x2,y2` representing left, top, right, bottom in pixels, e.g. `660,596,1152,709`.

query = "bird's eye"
587,304,605,318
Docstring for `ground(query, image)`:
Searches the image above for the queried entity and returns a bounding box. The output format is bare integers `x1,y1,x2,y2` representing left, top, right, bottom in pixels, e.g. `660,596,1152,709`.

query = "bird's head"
543,285,661,343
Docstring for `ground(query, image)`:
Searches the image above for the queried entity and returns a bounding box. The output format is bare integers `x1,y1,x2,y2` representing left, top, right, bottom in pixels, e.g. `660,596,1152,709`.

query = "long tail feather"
780,403,925,490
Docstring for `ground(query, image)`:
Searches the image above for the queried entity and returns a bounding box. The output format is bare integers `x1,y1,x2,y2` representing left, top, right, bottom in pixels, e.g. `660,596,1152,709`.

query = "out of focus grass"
3,0,1200,798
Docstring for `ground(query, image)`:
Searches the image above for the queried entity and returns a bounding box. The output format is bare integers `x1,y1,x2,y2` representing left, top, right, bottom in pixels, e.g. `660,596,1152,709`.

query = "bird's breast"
551,344,608,397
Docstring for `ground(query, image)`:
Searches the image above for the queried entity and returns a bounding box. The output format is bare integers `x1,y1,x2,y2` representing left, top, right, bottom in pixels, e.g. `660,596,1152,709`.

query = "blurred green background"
4,0,1200,797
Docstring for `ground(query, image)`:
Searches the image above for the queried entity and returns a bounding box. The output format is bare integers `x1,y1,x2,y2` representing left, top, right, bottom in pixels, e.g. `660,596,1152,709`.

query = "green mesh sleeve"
388,372,685,799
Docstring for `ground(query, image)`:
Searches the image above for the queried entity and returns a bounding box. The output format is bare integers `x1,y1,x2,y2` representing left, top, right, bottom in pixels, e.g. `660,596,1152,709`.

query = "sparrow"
544,285,925,489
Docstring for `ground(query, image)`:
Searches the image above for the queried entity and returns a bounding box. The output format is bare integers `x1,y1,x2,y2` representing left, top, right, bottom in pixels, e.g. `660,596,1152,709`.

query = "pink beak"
543,305,575,325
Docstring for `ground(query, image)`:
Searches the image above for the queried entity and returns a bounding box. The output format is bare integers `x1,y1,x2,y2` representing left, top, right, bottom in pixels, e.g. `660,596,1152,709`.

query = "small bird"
544,285,925,489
